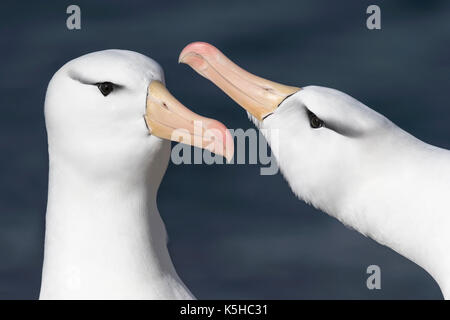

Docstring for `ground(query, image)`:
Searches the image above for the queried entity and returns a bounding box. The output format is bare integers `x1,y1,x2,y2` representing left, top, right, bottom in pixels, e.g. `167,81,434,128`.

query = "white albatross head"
178,42,423,215
45,49,234,185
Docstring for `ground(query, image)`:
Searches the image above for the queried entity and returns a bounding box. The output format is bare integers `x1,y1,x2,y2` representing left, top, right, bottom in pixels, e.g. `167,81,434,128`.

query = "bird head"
45,49,233,183
179,42,415,212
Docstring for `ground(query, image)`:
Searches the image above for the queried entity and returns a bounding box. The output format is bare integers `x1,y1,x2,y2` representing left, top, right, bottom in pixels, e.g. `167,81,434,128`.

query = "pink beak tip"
206,119,235,162
179,42,220,64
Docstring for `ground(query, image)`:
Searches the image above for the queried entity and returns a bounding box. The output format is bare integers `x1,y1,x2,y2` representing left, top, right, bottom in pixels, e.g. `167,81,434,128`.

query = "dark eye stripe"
306,109,324,129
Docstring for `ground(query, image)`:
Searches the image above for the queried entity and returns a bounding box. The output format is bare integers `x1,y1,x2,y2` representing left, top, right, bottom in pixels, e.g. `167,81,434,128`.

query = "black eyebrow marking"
323,119,363,138
67,70,124,88
68,70,94,84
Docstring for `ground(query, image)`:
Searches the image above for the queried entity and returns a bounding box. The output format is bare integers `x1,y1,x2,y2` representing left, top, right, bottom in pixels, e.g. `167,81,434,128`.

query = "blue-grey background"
0,0,449,299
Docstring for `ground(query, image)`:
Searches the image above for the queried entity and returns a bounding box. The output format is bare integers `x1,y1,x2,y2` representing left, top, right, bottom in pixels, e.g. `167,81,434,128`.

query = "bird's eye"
307,109,324,129
97,82,114,96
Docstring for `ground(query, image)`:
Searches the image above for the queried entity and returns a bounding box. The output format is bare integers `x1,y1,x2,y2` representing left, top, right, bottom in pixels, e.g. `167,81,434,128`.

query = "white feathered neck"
40,142,194,299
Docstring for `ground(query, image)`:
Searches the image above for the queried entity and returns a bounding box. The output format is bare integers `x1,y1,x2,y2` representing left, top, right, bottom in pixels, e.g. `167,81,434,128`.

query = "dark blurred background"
0,0,449,299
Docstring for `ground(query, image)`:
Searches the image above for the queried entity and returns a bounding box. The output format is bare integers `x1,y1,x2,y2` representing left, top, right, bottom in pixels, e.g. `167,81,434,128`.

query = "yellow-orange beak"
179,42,301,121
145,80,234,162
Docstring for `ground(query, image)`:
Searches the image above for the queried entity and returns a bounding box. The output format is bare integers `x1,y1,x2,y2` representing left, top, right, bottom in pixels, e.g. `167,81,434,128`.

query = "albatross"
179,42,450,299
40,49,233,299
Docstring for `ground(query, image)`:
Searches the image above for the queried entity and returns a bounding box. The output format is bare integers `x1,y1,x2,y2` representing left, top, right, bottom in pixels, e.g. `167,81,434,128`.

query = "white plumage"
259,86,450,299
179,42,450,299
40,50,194,299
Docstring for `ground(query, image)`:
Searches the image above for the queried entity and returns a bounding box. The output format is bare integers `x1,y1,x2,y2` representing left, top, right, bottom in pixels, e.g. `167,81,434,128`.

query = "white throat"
39,143,193,300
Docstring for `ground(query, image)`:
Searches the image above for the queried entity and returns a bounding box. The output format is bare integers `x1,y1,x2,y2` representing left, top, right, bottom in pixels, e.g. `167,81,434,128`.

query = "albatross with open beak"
179,42,450,299
40,49,233,299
